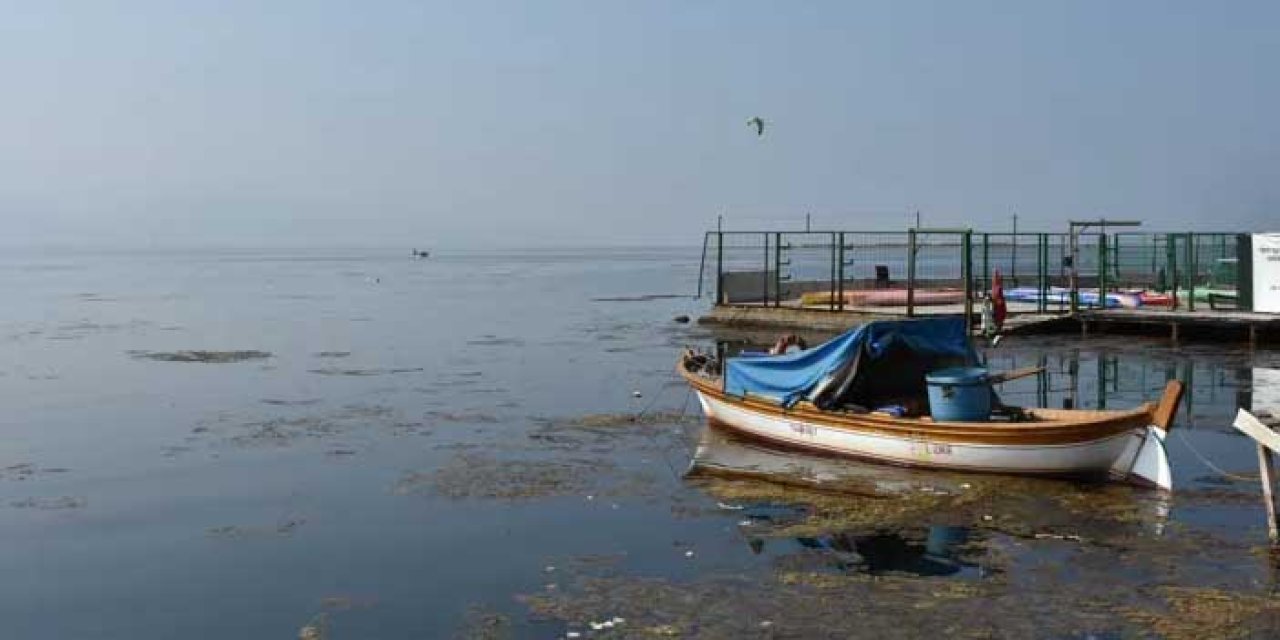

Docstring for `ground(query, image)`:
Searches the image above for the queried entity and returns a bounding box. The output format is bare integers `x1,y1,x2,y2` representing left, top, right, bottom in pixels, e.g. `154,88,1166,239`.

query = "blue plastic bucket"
925,367,991,422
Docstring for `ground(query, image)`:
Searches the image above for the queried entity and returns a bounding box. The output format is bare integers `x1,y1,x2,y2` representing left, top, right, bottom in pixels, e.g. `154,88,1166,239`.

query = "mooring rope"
1173,428,1255,482
633,373,699,484
631,378,673,422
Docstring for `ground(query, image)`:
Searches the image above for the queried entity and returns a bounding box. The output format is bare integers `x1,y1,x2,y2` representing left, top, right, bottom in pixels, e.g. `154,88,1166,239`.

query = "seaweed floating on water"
526,411,696,456
261,398,324,406
395,453,612,501
308,366,424,376
424,410,501,424
1118,586,1280,640
1,464,69,481
129,350,272,363
8,496,86,510
207,517,306,538
465,335,526,347
452,605,512,640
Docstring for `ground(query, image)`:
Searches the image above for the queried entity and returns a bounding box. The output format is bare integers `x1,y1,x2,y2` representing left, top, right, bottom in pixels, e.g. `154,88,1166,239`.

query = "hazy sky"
2,1,1277,248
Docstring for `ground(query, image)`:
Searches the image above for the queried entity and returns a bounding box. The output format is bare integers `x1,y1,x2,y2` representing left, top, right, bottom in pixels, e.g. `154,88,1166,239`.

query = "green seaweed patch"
528,412,698,453
452,605,512,640
261,398,324,407
9,496,86,510
308,366,424,376
1,463,70,481
1117,586,1280,640
687,465,1177,546
129,349,271,363
396,453,613,501
690,475,964,537
207,517,306,538
425,410,501,424
194,403,423,448
516,562,1165,639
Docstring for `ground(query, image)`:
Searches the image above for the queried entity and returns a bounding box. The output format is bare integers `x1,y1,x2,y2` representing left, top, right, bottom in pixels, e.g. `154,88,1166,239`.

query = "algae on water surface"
128,350,272,363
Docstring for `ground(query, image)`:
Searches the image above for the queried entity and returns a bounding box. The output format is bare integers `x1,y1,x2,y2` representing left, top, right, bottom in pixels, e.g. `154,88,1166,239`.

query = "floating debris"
453,605,510,639
396,453,610,501
207,517,306,538
424,410,500,424
261,398,324,406
308,366,424,376
9,496,86,510
297,613,327,640
466,335,526,347
129,350,272,364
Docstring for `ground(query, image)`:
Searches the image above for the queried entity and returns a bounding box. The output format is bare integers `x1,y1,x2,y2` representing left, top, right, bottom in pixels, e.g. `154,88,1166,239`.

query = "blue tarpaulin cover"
723,317,978,407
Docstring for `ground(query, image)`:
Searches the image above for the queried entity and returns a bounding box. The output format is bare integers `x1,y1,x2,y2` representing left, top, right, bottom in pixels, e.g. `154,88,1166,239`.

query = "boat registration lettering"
788,422,817,437
910,439,953,457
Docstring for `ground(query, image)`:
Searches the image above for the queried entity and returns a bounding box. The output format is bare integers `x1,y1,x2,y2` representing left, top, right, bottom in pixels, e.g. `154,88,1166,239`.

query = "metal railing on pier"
698,228,1248,319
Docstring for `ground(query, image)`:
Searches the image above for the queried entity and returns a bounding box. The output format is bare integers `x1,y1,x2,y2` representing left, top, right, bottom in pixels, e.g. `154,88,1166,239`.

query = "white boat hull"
694,390,1170,487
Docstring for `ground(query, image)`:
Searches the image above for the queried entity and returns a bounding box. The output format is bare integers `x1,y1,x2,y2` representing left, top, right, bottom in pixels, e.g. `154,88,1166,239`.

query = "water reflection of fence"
700,229,1246,316
987,348,1248,424
712,337,1247,426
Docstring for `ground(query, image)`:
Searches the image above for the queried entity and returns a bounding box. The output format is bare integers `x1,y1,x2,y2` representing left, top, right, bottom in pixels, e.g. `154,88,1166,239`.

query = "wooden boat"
679,318,1184,489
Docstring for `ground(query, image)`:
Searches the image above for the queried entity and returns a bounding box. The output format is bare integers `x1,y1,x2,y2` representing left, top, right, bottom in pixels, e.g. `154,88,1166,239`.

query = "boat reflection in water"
790,526,976,578
687,423,1172,576
688,425,982,577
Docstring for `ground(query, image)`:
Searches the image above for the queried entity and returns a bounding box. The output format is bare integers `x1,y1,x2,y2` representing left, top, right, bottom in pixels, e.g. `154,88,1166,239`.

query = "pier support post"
1260,443,1280,544
1232,410,1280,545
1081,320,1089,337
1171,322,1179,343
1250,324,1259,350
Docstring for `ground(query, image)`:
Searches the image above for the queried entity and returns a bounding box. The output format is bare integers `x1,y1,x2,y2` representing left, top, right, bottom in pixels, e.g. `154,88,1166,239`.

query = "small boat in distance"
679,317,1183,490
412,249,430,259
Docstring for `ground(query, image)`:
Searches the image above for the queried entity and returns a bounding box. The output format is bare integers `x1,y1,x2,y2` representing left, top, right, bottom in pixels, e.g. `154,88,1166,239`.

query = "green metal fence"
700,229,1247,318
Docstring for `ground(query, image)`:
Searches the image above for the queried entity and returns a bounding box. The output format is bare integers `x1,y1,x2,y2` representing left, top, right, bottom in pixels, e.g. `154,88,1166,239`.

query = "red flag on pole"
992,269,1007,329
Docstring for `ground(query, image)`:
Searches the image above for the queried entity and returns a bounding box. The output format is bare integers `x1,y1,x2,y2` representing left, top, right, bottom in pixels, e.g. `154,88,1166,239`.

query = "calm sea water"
0,247,1274,638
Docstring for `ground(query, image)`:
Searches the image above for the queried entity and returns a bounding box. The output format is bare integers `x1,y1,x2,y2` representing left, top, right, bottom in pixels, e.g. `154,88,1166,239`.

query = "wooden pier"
1075,309,1280,346
700,303,1280,345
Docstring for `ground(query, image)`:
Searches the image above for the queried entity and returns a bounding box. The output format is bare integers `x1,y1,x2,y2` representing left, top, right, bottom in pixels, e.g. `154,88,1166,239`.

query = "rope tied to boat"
1173,428,1256,482
631,372,699,483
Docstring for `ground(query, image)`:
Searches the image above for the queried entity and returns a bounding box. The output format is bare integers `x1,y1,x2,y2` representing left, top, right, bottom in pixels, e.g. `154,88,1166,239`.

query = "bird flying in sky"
747,117,765,137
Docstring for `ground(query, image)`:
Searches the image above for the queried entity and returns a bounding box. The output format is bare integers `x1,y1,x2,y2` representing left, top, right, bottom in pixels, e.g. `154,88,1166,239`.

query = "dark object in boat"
412,249,430,259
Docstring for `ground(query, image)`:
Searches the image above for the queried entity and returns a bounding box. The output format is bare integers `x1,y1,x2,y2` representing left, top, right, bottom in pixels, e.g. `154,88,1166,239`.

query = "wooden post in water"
1233,409,1280,543
1260,443,1279,544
